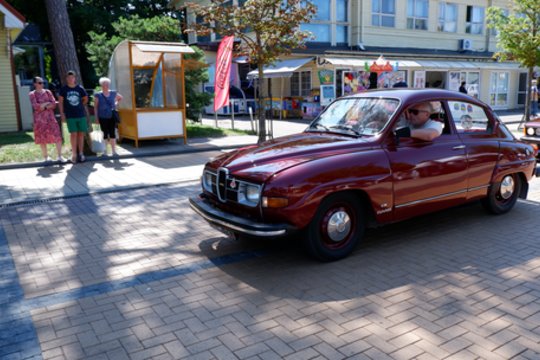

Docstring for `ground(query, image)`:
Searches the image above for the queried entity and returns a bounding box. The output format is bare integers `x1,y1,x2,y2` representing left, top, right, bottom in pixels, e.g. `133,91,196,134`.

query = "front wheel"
482,173,522,214
305,193,365,261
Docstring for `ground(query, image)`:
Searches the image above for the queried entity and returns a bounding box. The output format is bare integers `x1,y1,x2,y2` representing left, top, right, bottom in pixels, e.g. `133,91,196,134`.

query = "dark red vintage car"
190,89,538,261
520,114,540,155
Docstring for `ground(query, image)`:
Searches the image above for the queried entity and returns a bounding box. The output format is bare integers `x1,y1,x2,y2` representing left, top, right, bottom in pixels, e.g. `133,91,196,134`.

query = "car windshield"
309,97,400,136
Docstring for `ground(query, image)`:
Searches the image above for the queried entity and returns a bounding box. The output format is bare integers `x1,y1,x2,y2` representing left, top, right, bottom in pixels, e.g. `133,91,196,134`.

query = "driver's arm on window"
411,128,441,141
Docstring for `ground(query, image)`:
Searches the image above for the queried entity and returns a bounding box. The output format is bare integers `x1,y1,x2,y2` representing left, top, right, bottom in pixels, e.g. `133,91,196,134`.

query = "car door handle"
453,145,466,150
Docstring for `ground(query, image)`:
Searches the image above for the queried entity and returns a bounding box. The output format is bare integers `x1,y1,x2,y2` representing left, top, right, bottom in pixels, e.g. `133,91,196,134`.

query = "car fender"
262,148,394,229
488,141,535,198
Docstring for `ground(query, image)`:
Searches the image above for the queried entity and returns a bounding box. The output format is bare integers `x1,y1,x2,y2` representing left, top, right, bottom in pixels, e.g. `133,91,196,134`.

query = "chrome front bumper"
189,194,294,237
521,136,540,144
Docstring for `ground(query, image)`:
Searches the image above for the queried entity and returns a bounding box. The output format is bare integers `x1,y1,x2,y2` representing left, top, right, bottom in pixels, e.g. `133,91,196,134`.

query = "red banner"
214,36,234,112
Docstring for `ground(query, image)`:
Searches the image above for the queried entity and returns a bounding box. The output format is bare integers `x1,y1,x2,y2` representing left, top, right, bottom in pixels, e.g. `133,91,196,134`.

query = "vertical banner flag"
214,36,234,112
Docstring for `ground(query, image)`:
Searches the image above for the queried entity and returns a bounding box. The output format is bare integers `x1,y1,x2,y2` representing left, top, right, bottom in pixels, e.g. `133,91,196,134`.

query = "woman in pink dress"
29,77,66,163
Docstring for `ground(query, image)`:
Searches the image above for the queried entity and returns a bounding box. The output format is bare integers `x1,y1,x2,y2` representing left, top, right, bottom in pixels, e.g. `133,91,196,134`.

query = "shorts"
66,117,88,133
99,117,116,139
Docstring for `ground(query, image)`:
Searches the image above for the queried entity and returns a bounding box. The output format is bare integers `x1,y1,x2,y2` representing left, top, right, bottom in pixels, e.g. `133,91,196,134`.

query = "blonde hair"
99,77,111,86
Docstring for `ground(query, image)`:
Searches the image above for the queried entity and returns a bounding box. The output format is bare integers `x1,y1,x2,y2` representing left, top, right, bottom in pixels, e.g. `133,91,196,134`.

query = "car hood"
207,132,377,182
525,121,540,128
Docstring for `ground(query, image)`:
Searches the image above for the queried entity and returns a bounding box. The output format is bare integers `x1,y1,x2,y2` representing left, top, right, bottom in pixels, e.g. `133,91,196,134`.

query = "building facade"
0,0,25,132
176,0,534,115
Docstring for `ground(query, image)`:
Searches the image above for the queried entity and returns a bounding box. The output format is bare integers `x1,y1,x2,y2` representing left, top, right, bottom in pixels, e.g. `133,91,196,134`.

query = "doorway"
425,71,446,89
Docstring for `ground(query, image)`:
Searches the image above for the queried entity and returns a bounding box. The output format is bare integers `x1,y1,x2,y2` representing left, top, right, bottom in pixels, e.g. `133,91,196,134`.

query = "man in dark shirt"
393,77,408,88
459,81,468,94
58,71,88,163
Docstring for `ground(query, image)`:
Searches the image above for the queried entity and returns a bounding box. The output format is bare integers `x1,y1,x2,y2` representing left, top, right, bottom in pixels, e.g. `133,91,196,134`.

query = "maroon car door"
385,109,468,221
449,100,500,200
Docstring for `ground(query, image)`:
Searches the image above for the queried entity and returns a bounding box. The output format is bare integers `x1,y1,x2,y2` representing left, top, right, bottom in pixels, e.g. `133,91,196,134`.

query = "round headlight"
535,128,540,136
246,185,260,202
203,172,213,190
527,127,535,136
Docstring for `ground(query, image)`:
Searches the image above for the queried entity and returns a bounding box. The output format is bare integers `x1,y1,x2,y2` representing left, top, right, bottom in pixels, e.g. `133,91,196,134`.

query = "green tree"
487,0,540,122
185,0,316,143
10,0,174,86
184,47,213,120
86,15,210,119
86,15,181,76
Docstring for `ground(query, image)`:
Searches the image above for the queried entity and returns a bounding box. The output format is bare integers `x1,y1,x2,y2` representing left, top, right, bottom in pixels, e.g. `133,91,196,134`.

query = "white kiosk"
109,40,194,147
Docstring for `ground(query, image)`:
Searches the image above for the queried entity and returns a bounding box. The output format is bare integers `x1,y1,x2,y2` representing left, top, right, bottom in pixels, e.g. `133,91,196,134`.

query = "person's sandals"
79,154,86,163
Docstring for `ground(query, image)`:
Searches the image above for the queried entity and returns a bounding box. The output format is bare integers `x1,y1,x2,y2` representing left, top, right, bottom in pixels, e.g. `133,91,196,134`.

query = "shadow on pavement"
100,158,134,171
36,164,65,178
199,200,540,303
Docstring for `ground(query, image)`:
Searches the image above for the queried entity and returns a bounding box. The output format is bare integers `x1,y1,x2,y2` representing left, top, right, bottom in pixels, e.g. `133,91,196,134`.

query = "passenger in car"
396,102,443,141
460,114,473,130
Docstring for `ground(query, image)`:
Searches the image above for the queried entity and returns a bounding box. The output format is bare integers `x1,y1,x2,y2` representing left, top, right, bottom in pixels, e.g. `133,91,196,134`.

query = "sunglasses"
36,82,43,84
408,108,430,115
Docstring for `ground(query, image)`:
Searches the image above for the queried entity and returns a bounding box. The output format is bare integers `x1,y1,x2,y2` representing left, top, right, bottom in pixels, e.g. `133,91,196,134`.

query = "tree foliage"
185,0,316,142
86,15,210,120
10,0,174,86
487,0,540,121
86,15,181,76
184,47,213,120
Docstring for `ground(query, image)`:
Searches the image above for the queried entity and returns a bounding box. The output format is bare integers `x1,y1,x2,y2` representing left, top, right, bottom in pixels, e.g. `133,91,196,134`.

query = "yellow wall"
360,0,508,54
0,14,18,132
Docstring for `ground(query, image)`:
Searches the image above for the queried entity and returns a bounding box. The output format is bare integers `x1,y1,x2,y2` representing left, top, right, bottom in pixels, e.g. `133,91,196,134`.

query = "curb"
0,142,255,171
0,179,199,209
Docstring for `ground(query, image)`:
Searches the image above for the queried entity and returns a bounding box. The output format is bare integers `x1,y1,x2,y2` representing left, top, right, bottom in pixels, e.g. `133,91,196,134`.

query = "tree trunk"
44,0,93,155
44,0,82,84
257,63,267,144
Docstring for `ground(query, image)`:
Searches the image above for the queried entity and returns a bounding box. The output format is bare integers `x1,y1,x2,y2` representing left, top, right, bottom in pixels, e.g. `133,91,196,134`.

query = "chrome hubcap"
327,210,351,242
500,176,515,200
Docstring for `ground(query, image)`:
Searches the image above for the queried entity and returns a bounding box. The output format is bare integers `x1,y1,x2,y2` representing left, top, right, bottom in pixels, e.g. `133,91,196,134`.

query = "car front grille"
217,168,228,202
203,168,260,206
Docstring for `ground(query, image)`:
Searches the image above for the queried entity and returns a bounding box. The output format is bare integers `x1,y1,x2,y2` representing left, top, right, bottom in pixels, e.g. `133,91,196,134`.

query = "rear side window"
448,101,491,133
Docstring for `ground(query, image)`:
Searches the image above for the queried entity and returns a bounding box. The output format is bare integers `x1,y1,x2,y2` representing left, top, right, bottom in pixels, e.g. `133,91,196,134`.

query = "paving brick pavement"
1,179,540,359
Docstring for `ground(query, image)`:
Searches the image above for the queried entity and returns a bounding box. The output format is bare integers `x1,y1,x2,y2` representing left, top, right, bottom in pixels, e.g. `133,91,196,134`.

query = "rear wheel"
482,173,522,214
305,193,365,261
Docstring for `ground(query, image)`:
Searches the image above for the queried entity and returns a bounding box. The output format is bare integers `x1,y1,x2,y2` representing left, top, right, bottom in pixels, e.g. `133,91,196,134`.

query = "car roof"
343,88,486,108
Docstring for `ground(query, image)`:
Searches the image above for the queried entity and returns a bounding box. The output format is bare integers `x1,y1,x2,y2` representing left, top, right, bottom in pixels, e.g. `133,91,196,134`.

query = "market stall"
247,57,314,120
109,40,194,147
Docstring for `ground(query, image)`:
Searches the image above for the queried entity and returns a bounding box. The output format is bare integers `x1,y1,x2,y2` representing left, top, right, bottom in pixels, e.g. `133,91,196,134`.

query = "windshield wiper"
309,123,330,132
329,124,362,136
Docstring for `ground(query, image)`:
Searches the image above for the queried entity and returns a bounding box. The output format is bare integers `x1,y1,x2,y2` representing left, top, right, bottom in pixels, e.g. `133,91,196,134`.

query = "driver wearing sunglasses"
396,102,442,141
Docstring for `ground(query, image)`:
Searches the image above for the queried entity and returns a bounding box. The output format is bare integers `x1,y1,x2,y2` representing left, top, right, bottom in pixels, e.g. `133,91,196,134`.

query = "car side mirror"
394,126,411,145
395,126,411,137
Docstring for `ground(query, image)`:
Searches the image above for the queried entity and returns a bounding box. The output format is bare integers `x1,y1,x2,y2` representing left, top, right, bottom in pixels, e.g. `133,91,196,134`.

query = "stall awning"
322,57,419,68
247,57,314,79
321,56,522,71
233,56,249,63
12,46,25,55
135,43,195,54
